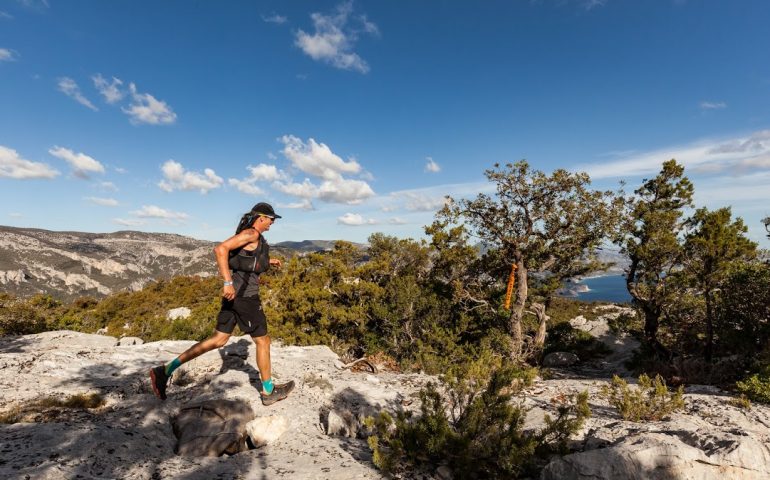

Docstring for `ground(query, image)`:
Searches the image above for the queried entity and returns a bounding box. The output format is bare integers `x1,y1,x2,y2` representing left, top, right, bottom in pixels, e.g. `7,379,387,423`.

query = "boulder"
246,415,289,447
117,336,143,346
171,399,255,457
325,408,359,438
542,351,580,367
167,307,191,320
541,431,770,480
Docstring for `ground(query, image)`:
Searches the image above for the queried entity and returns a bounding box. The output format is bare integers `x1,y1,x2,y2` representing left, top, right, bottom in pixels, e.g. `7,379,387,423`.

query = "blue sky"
1,0,769,247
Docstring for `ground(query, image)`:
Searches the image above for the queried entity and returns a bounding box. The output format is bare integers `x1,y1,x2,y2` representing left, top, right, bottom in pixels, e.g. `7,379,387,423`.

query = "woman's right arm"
213,229,258,300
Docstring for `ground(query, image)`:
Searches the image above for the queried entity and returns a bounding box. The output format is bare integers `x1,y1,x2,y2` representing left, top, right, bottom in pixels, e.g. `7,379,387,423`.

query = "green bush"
543,322,611,361
0,296,48,336
736,366,770,405
365,366,590,478
601,374,685,421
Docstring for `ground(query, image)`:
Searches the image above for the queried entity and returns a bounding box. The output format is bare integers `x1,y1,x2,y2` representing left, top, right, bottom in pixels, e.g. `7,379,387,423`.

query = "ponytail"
235,212,256,234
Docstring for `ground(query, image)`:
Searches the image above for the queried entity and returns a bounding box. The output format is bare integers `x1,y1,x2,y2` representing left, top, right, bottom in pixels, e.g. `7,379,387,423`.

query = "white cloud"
0,48,17,62
262,13,287,24
280,199,315,210
700,101,727,110
398,192,450,212
388,217,407,225
577,129,770,179
0,145,59,179
228,178,265,196
228,163,287,196
19,0,50,10
424,156,441,173
113,218,145,227
158,160,223,194
337,213,377,226
92,74,125,104
280,135,361,179
294,1,377,73
318,177,374,204
57,77,98,111
275,135,375,204
84,196,118,207
98,181,118,192
9,212,23,218
247,163,286,181
0,11,13,20
583,0,607,10
48,146,105,179
273,178,318,198
122,83,176,125
130,205,189,221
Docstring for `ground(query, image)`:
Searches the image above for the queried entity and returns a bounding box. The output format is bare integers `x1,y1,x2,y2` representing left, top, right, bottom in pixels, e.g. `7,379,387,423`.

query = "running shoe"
150,365,169,400
261,380,295,406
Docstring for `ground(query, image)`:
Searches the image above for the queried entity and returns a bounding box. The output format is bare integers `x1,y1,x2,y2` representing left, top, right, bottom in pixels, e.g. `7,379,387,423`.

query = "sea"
562,274,632,304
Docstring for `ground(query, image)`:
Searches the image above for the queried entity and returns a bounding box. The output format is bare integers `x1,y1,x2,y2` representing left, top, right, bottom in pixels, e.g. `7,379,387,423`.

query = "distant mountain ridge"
0,226,348,301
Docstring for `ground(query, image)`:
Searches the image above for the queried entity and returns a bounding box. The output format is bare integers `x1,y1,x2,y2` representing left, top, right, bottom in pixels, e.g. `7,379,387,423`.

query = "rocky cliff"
0,226,217,300
0,226,319,301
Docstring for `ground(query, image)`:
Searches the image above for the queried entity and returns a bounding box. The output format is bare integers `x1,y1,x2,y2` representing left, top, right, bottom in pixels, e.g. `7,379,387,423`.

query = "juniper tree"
682,207,757,361
618,159,693,359
432,161,621,361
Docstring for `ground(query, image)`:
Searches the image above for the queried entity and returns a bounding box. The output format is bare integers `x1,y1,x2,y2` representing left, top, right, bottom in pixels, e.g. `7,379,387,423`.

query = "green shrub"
0,299,48,336
365,366,590,478
543,322,611,361
601,374,685,421
727,395,751,410
736,366,770,405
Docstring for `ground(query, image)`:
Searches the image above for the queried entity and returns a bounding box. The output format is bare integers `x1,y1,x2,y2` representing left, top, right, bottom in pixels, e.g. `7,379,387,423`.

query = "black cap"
251,202,282,219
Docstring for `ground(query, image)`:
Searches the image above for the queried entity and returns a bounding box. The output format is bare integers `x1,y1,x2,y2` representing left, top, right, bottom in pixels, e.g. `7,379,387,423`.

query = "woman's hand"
222,284,236,300
269,258,282,268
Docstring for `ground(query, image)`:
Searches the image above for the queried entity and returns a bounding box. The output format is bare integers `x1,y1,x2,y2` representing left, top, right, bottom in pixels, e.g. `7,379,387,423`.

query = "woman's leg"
178,330,231,364
252,334,271,382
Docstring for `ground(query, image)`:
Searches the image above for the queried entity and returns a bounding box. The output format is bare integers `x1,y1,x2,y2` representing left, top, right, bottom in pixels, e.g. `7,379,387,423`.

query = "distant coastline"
559,273,631,303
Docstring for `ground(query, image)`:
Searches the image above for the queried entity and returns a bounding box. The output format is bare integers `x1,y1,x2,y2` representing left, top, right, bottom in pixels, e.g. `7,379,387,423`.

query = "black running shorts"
215,296,267,337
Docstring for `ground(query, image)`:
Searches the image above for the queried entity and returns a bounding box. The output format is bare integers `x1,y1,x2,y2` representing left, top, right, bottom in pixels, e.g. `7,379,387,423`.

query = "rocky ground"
1,304,769,479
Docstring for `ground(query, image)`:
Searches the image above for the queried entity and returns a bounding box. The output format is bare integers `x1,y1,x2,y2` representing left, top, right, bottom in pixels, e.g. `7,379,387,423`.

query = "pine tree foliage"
617,159,693,359
681,207,757,360
365,366,590,478
432,161,622,360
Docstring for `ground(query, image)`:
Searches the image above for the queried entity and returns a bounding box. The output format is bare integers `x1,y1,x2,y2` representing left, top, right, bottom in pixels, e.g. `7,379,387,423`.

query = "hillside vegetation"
2,159,769,478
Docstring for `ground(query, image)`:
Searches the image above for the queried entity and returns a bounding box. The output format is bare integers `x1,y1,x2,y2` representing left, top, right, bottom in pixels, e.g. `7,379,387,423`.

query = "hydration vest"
228,233,270,274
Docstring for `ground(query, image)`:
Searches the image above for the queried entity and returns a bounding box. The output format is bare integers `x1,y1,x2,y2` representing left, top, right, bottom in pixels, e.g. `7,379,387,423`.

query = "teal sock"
263,378,274,395
165,358,182,376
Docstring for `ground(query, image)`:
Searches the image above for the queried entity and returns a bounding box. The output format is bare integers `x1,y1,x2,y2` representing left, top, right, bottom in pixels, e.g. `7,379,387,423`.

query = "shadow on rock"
0,357,272,479
319,386,405,464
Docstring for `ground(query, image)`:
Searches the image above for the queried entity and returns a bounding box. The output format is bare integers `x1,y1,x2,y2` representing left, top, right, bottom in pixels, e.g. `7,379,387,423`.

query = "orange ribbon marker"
504,263,517,309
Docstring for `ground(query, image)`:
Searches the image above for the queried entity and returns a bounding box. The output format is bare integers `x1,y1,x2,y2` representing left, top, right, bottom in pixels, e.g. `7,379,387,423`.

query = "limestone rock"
436,465,454,480
172,399,255,457
3,329,770,479
542,351,580,367
0,330,432,479
325,408,360,438
541,431,770,480
117,336,144,346
167,307,191,320
246,415,289,447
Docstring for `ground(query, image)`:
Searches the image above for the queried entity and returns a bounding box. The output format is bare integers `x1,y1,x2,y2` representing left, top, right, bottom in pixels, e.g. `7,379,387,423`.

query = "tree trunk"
509,258,527,360
642,303,670,360
532,302,548,348
704,290,714,362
